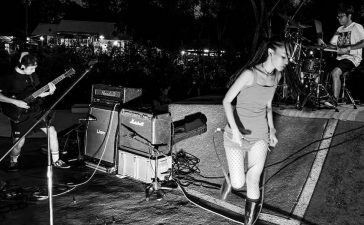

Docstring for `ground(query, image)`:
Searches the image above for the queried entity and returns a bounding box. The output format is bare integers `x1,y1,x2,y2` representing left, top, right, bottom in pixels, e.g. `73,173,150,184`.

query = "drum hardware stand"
286,29,308,110
299,74,335,111
295,66,304,110
60,122,86,162
275,32,305,108
274,71,291,107
341,87,357,109
298,50,339,112
340,72,357,109
286,35,305,110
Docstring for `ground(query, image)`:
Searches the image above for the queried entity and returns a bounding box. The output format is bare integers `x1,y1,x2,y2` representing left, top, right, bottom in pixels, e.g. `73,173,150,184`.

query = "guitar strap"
28,74,36,90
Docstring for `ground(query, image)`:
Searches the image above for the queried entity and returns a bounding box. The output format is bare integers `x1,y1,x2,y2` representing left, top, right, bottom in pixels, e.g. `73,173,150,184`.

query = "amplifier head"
91,84,142,105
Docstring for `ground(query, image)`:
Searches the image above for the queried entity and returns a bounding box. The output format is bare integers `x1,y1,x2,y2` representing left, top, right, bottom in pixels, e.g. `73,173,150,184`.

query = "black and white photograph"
0,0,363,224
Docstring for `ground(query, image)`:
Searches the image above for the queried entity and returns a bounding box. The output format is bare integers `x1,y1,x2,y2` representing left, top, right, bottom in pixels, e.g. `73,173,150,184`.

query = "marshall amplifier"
91,84,142,106
119,108,172,157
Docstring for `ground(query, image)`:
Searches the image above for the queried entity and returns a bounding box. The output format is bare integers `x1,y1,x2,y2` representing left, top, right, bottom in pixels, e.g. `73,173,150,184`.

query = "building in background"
31,20,130,52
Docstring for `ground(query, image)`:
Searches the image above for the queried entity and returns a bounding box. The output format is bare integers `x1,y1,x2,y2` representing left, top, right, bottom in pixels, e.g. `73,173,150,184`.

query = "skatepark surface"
0,99,362,225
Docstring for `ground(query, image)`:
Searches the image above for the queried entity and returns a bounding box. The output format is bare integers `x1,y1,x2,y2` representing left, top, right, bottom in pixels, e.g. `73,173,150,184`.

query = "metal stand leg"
299,74,318,111
60,123,84,162
45,119,54,225
145,149,174,201
145,153,164,201
341,73,357,109
318,82,339,112
299,78,339,112
343,88,357,109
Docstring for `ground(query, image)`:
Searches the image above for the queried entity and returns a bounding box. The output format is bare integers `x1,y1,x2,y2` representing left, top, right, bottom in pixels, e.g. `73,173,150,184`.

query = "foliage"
21,41,242,108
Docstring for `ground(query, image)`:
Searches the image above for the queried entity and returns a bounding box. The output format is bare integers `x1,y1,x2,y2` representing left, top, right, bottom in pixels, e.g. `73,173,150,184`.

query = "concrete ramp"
304,120,364,225
169,98,363,225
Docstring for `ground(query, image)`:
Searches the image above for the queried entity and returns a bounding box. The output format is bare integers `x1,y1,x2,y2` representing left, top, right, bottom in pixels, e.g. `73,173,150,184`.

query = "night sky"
0,0,363,47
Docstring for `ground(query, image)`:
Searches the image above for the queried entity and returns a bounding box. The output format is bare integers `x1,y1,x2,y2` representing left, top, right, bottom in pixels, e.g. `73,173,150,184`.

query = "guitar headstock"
64,68,76,78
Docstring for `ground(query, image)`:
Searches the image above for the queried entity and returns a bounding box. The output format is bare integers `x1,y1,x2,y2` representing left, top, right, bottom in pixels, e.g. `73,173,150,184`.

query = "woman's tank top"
235,68,278,142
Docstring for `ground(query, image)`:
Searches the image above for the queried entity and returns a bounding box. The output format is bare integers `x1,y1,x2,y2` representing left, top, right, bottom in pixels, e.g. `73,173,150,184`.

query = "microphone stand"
45,117,54,224
0,62,96,225
284,0,307,36
267,0,283,38
120,123,174,201
290,0,306,24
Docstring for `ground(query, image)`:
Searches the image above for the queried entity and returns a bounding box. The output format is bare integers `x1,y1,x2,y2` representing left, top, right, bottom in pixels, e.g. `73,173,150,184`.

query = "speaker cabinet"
84,105,119,171
117,150,172,183
119,108,172,157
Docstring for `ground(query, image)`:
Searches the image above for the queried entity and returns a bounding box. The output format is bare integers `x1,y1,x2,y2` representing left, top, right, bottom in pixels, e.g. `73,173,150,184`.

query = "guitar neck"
24,75,66,102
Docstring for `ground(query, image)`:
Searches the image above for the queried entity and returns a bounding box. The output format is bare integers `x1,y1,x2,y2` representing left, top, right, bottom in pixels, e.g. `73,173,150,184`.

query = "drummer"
319,3,364,107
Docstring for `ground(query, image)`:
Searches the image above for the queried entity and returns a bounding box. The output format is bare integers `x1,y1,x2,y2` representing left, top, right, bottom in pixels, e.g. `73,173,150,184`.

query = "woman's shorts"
223,125,254,152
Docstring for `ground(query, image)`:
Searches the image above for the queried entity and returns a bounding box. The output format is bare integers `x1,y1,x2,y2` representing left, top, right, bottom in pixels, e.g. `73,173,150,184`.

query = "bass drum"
301,58,323,74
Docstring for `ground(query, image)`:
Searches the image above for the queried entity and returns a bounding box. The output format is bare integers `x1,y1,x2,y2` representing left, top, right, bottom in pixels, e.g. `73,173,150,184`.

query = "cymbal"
277,13,290,21
301,36,312,42
287,23,312,29
277,12,312,29
303,44,325,50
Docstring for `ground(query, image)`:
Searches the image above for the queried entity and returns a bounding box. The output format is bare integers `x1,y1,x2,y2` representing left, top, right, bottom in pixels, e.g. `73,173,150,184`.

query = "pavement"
0,100,362,225
169,96,364,225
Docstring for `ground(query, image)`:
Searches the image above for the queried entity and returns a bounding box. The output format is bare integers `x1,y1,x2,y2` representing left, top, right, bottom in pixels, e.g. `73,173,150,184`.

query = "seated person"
319,4,364,107
152,85,172,113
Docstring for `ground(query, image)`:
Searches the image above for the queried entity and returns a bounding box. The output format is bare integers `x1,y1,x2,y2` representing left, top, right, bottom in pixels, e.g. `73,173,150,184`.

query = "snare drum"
301,58,322,73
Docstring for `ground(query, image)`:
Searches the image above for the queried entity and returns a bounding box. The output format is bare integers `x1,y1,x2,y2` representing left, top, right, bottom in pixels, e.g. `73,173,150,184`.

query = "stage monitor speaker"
119,108,172,157
84,105,119,172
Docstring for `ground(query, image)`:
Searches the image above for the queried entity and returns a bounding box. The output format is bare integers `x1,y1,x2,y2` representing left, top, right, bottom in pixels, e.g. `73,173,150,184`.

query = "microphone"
79,114,97,121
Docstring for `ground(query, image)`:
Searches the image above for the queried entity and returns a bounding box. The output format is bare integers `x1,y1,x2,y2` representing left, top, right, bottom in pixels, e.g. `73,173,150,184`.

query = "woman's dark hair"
227,35,292,87
18,53,37,68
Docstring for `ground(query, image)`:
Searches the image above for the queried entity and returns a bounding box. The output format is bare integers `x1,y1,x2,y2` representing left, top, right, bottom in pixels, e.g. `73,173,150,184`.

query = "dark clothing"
10,112,48,138
0,70,47,138
324,58,356,76
152,93,171,113
335,59,355,73
0,71,40,99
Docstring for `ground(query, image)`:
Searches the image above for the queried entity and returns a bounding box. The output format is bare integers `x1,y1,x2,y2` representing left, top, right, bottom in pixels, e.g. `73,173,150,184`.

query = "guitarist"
0,52,70,171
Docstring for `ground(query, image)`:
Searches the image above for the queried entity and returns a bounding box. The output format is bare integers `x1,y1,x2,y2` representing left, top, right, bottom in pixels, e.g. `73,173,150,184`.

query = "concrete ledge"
0,109,88,138
273,103,364,122
169,101,226,179
71,103,90,113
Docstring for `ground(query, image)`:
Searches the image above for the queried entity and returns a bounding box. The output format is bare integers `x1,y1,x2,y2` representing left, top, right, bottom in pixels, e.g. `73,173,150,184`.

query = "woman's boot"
244,197,260,225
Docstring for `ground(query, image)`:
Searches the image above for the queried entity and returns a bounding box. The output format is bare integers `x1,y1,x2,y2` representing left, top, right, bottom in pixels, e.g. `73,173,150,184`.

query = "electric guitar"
1,68,76,123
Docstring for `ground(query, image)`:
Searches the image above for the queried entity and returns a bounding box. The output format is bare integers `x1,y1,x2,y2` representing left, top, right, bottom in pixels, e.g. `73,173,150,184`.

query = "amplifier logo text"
130,118,144,126
97,129,106,135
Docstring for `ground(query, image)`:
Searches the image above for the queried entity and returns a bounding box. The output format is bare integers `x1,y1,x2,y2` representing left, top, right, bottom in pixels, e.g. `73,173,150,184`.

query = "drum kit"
277,21,338,111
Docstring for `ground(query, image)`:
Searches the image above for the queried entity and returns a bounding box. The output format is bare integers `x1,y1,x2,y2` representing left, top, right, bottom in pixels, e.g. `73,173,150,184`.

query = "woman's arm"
266,73,281,147
266,98,277,147
223,70,254,146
